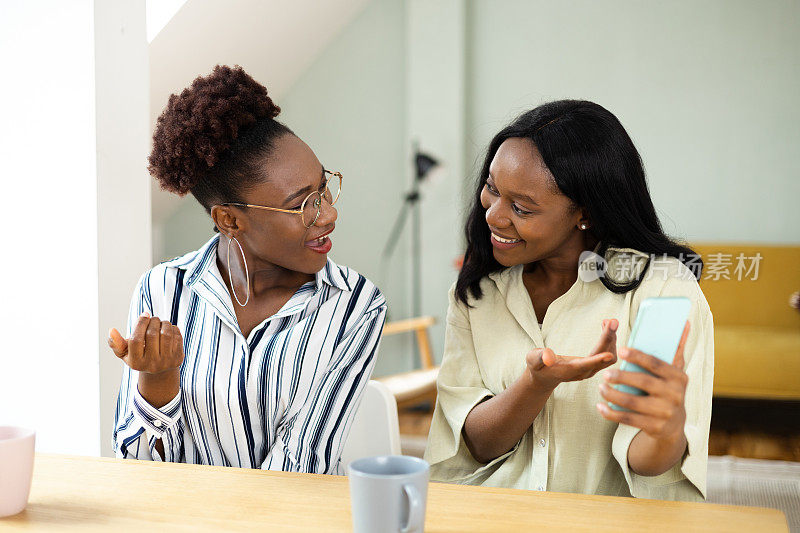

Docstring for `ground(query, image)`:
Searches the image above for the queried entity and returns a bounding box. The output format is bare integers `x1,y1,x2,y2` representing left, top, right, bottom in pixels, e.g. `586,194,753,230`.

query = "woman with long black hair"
424,100,713,501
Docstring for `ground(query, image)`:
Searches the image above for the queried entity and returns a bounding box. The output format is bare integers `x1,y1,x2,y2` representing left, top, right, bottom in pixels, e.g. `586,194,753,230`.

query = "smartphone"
609,297,691,411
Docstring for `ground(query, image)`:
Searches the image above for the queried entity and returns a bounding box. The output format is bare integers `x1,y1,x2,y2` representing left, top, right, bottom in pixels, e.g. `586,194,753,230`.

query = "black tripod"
380,149,440,320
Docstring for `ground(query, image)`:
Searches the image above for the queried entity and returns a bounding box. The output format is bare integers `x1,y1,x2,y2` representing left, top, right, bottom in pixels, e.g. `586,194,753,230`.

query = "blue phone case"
609,297,691,411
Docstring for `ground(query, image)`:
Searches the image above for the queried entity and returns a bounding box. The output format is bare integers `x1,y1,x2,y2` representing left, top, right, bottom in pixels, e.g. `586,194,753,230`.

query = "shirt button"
539,438,546,447
153,419,163,428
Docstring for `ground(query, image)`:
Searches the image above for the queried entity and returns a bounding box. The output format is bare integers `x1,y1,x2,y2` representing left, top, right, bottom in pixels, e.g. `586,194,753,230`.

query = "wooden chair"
376,316,439,409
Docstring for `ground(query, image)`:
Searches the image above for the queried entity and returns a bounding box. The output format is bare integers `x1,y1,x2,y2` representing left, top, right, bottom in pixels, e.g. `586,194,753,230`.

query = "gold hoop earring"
226,235,250,306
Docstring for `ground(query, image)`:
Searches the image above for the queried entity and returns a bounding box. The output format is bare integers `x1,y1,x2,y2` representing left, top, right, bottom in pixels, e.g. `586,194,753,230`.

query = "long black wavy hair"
455,99,702,306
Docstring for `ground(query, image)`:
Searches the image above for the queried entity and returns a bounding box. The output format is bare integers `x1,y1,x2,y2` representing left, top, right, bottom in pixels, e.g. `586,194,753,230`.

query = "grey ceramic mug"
347,455,429,533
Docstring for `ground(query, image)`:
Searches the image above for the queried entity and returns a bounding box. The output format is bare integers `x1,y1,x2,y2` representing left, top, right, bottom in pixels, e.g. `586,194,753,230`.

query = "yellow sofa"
692,244,800,400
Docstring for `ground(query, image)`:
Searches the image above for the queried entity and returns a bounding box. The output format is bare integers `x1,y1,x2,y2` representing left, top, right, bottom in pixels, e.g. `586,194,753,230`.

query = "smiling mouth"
491,232,522,244
306,228,334,246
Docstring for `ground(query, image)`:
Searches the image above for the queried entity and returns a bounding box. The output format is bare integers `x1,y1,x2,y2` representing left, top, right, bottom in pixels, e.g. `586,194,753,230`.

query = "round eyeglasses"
216,170,342,228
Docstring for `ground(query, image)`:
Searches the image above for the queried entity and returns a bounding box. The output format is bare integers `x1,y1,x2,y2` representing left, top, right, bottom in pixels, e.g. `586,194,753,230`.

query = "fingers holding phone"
596,342,689,439
596,297,692,440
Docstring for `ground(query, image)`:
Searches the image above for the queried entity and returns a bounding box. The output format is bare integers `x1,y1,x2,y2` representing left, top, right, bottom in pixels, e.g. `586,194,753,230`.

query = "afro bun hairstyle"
148,65,291,210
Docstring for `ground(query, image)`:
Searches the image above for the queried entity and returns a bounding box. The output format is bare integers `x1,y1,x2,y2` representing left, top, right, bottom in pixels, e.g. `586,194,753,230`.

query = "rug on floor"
707,455,800,532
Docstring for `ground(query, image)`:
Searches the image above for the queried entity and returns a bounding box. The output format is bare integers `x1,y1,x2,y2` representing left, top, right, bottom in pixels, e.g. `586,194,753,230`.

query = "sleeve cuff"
133,387,182,439
426,389,505,483
612,423,705,501
681,423,707,498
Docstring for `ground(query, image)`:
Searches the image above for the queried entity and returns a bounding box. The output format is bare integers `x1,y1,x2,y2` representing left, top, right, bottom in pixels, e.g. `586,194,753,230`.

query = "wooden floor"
398,403,434,437
398,398,800,462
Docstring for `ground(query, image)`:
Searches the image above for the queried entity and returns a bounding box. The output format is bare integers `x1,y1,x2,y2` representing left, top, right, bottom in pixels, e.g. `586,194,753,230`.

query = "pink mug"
0,427,35,517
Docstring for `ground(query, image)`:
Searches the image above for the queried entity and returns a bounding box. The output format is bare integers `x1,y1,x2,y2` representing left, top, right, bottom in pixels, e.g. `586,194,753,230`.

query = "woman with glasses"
108,65,386,474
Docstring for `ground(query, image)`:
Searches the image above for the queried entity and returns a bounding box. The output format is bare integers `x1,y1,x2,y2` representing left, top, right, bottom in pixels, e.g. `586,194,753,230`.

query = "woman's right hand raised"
525,319,619,391
108,312,185,375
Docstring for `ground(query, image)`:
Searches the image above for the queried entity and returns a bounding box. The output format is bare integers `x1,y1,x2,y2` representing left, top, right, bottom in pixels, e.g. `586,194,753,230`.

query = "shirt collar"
177,234,240,334
489,265,542,343
180,234,352,292
485,245,647,343
600,246,650,285
487,265,518,293
487,244,649,291
182,233,224,288
175,234,353,336
314,259,352,292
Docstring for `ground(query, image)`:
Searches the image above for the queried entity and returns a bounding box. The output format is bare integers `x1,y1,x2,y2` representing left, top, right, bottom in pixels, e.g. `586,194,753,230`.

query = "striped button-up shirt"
113,234,387,474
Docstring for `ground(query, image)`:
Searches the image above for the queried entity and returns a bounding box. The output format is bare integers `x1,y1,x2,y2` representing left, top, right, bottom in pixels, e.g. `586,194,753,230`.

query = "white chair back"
340,380,401,468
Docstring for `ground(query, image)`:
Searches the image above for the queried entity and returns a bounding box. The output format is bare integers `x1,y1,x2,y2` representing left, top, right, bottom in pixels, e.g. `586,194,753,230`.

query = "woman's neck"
524,233,598,289
216,236,314,300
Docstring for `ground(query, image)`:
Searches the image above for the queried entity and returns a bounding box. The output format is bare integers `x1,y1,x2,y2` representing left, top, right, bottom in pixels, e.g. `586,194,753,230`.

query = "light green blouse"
424,250,714,501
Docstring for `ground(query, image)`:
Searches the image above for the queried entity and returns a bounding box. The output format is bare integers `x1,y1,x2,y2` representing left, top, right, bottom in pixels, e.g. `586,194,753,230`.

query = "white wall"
95,0,152,457
0,0,100,454
0,0,150,457
148,0,371,264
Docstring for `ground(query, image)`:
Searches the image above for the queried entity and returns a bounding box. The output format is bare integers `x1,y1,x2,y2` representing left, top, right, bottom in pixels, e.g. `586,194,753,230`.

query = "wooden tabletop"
0,454,788,532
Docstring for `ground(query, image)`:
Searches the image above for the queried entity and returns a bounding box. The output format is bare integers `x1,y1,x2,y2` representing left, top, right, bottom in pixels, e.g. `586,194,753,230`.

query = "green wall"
466,0,800,244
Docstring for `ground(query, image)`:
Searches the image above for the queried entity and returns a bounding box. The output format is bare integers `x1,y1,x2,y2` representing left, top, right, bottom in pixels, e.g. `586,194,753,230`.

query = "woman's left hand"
596,322,690,442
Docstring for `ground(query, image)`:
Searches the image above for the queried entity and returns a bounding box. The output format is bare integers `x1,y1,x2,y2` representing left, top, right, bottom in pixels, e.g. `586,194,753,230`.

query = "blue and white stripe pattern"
113,234,387,474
